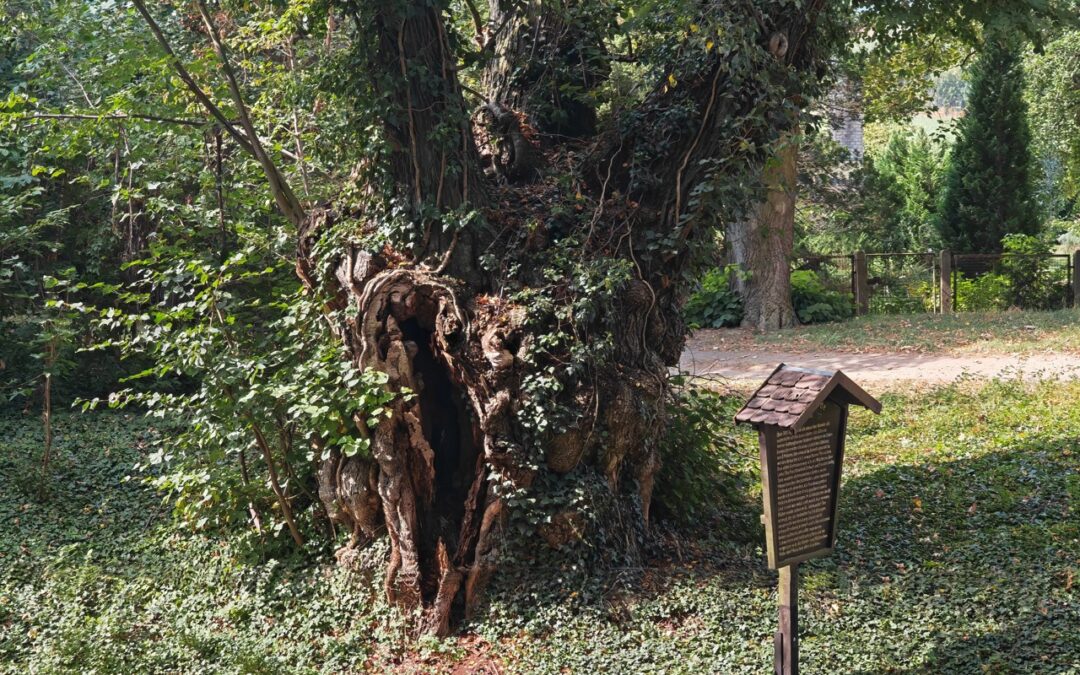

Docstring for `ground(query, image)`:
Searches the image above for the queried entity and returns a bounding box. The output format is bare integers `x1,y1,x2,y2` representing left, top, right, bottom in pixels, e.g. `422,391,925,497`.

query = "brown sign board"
735,364,881,570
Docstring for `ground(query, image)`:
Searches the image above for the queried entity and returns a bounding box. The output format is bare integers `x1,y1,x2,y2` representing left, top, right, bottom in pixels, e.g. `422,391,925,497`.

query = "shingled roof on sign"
734,364,882,430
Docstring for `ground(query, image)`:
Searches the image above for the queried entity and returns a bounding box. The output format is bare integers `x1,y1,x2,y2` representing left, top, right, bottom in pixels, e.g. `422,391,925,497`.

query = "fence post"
854,251,869,315
940,249,952,314
1073,251,1080,309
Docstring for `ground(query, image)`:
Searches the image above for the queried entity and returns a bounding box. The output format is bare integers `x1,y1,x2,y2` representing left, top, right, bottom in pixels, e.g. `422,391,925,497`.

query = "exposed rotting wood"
138,0,752,637
299,229,540,631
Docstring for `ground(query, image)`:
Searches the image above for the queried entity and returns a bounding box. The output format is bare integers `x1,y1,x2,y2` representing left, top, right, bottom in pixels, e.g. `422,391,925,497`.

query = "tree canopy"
939,32,1040,252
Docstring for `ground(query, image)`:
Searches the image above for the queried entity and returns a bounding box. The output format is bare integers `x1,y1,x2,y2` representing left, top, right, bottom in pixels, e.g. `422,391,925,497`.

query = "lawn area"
1,377,1078,673
748,308,1080,355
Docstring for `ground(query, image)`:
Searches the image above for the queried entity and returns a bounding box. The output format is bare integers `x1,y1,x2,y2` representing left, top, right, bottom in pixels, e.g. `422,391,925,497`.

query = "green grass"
751,308,1080,354
2,378,1079,673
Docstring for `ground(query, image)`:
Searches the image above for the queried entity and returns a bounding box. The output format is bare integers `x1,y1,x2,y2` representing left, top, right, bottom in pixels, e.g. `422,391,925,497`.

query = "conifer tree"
939,33,1040,252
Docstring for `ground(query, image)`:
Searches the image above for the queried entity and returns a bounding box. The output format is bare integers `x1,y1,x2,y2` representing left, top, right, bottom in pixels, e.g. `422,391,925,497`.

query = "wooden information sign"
735,364,881,675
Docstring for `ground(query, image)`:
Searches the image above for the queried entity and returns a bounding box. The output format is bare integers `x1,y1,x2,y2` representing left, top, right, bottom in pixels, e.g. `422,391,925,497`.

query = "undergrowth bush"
868,276,938,314
686,266,857,328
953,234,1068,312
652,381,756,533
999,233,1068,309
684,267,743,328
61,236,396,553
954,272,1011,311
790,270,854,324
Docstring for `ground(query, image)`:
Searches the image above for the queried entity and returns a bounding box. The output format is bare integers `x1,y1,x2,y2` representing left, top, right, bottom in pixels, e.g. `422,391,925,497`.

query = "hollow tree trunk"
296,2,512,636
729,131,800,331
290,0,828,637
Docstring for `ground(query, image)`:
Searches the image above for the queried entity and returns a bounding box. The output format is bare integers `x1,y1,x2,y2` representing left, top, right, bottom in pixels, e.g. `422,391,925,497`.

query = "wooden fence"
794,250,1080,315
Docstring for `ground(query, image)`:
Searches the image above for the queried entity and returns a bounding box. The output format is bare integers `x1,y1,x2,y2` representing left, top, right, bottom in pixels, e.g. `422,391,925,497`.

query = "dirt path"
680,341,1080,384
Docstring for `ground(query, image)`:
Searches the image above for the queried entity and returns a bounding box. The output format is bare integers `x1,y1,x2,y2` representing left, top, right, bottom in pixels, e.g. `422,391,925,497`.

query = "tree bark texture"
729,131,800,330
366,1,489,283
291,0,829,635
482,0,611,139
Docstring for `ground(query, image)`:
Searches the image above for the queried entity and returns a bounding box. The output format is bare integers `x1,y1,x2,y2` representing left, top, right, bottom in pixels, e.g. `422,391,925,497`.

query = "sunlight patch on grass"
752,308,1080,355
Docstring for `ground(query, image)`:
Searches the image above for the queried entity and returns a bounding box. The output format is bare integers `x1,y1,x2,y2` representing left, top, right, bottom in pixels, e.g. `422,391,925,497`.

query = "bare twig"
246,413,305,547
15,111,207,126
285,39,312,197
193,0,305,226
40,335,57,491
57,59,98,108
131,0,305,226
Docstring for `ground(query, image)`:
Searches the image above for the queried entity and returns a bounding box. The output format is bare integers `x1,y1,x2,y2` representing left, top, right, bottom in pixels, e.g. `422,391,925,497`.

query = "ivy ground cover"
1,376,1077,673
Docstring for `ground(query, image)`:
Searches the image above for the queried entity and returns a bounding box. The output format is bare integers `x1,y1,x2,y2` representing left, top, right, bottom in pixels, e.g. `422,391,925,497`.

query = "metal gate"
950,253,1073,311
865,252,939,314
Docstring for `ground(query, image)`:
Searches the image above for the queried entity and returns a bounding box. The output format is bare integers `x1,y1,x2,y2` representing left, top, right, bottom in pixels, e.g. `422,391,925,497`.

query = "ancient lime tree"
10,0,1055,636
125,0,847,633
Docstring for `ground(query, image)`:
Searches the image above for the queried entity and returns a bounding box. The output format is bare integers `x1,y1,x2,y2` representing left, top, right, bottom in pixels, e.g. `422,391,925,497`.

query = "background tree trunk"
729,131,800,330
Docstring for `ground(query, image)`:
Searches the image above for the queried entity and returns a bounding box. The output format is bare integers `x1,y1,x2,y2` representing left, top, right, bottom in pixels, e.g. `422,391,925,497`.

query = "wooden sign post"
735,364,881,675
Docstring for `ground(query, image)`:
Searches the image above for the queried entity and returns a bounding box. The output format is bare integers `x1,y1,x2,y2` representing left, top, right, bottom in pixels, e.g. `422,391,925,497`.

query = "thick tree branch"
20,111,312,166
463,0,486,48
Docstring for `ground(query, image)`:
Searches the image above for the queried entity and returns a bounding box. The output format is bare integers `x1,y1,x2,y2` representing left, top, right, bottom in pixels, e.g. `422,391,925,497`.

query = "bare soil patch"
681,336,1080,384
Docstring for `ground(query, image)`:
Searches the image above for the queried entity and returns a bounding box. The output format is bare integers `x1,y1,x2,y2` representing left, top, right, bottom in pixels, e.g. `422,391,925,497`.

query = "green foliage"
868,278,937,315
7,378,1080,671
0,0,388,551
999,233,1069,309
683,267,743,328
861,39,969,123
790,269,854,324
870,129,949,250
954,272,1012,311
797,128,947,255
63,238,396,548
1026,30,1080,220
939,34,1041,252
932,68,970,109
685,266,858,327
0,410,405,673
953,234,1067,311
652,382,755,531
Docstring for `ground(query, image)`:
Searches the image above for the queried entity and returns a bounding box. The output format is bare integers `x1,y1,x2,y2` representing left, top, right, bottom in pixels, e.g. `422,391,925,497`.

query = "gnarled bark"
144,0,831,637
299,208,672,632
